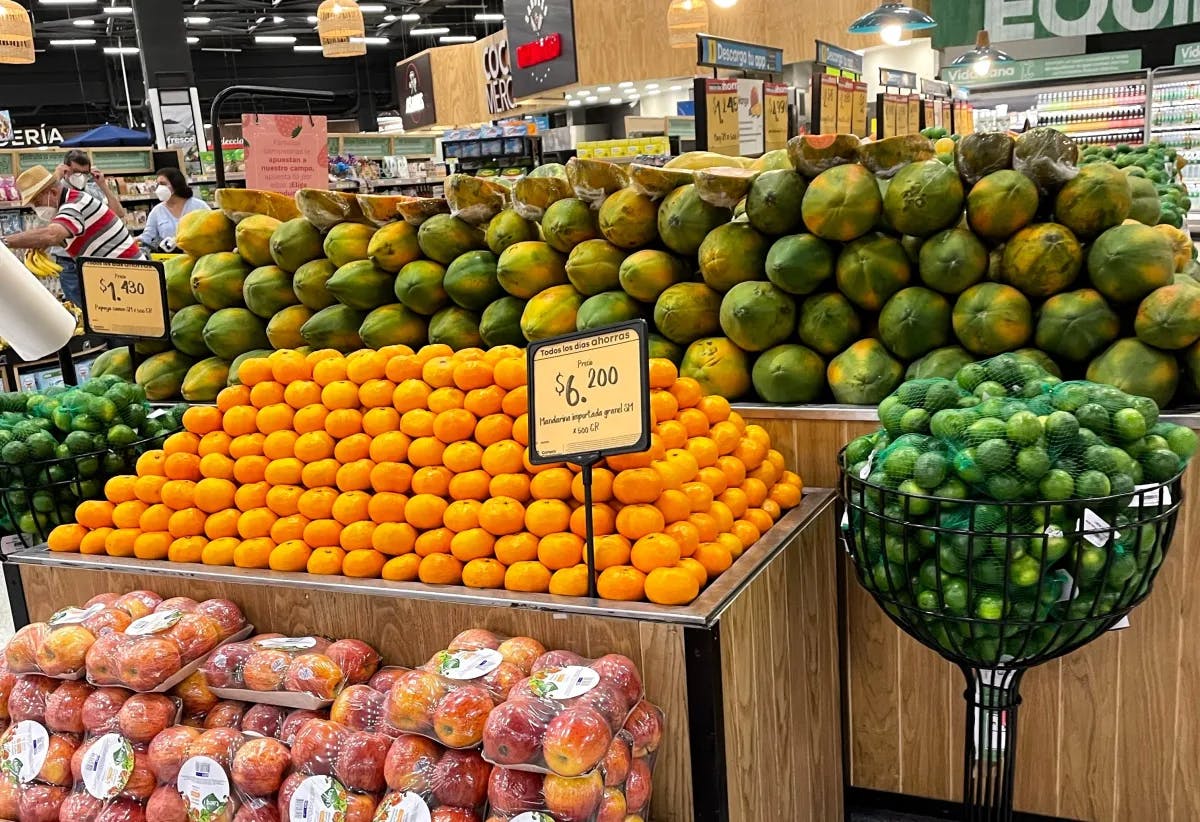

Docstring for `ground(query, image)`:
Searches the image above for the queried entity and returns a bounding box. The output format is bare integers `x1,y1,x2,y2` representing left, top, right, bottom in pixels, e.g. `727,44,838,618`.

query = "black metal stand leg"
962,665,1025,822
685,624,729,822
2,561,29,630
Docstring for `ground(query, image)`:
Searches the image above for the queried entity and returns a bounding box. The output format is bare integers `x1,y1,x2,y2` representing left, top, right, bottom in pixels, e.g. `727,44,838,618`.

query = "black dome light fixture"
848,2,937,45
950,29,1014,76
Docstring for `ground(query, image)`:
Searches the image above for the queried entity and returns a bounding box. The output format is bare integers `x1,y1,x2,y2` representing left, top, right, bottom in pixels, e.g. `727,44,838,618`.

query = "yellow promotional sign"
527,320,651,464
818,74,839,134
79,258,168,339
764,83,789,152
704,79,740,156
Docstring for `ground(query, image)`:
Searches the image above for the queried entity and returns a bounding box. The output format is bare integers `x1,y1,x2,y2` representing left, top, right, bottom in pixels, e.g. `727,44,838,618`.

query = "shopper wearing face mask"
55,149,126,220
138,167,209,253
1,166,145,279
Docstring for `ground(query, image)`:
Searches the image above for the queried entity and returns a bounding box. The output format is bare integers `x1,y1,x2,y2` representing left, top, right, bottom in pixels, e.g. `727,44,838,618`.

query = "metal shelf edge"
8,490,836,628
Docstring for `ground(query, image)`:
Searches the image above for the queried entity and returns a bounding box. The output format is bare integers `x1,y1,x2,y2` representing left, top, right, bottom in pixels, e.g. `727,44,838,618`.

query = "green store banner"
932,0,1200,48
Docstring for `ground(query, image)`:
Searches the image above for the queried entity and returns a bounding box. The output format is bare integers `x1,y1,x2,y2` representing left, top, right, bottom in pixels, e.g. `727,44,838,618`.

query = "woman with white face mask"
138,167,209,252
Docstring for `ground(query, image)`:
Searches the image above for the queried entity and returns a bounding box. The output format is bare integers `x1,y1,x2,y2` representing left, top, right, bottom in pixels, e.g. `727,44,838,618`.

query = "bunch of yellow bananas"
24,248,62,279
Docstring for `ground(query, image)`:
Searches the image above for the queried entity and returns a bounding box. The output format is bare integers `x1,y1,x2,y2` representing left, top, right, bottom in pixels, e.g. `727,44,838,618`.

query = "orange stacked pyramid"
48,344,802,606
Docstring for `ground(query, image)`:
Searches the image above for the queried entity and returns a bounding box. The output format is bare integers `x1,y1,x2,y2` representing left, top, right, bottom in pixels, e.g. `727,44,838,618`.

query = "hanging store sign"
504,0,578,98
242,114,328,195
879,68,918,89
932,0,1200,48
0,112,63,149
396,53,437,131
482,35,517,115
815,40,863,75
942,49,1142,86
1176,41,1200,66
697,34,784,74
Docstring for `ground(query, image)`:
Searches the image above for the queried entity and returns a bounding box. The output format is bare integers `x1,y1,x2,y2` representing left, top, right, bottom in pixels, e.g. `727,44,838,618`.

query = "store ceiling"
27,0,504,54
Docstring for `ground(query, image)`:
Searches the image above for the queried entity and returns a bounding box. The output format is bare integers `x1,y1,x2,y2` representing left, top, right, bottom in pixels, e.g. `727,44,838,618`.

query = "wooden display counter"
7,490,842,822
737,404,1200,822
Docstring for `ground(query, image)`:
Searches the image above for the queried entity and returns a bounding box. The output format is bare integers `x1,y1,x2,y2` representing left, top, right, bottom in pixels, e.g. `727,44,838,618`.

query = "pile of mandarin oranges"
47,344,802,606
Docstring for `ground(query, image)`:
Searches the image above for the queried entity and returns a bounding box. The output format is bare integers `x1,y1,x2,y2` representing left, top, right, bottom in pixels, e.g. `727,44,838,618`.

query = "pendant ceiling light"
848,2,936,44
318,0,366,58
0,0,35,65
950,30,1013,77
667,0,708,50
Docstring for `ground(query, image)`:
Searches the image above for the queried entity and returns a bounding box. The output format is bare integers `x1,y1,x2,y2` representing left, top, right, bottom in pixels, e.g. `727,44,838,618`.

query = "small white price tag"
1132,484,1171,507
1044,525,1063,539
1054,569,1077,603
1079,509,1120,548
1109,616,1131,631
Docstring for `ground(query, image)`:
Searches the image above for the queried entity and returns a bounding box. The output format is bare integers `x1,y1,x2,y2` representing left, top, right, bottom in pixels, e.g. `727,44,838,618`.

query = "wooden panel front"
739,409,1200,821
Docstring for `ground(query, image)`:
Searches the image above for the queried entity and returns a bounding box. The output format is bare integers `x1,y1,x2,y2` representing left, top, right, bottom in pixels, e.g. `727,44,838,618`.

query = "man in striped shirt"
2,164,143,263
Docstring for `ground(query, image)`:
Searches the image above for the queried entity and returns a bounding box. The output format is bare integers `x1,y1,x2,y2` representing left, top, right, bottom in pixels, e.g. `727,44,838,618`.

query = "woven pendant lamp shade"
667,0,708,49
0,0,34,65
318,0,366,58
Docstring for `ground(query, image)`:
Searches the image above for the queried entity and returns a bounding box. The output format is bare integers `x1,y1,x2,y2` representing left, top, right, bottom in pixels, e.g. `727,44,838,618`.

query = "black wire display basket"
839,448,1184,821
0,429,174,548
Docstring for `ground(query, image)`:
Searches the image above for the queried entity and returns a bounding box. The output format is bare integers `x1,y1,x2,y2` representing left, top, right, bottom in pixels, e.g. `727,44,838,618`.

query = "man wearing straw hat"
1,165,144,270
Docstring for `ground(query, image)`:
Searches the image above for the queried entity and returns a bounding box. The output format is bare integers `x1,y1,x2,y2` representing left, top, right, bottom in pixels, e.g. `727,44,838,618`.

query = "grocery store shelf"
1051,128,1144,139
1151,124,1200,133
1152,100,1200,108
6,489,835,628
1039,103,1144,113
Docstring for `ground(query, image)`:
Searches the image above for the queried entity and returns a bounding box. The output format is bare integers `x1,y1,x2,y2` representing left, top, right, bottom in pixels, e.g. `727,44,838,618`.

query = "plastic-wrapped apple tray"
207,685,333,711
85,624,254,693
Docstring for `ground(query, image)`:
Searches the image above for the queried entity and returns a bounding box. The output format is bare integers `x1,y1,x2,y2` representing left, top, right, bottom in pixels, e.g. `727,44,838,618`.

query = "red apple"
147,725,201,782
45,679,94,734
195,599,246,640
173,670,219,718
117,693,177,743
531,649,586,674
284,653,344,698
447,628,502,652
325,638,380,685
240,703,287,738
113,590,162,619
542,771,603,822
190,727,246,769
0,659,15,721
385,669,446,733
333,730,390,792
280,709,327,745
290,719,348,775
84,593,120,608
432,685,493,748
204,700,247,729
36,624,95,676
81,687,129,734
601,735,631,786
368,667,405,694
36,733,76,786
17,783,67,822
233,803,280,822
122,747,157,800
85,631,128,685
624,757,652,813
232,736,291,796
487,766,544,813
157,596,200,613
504,676,541,703
496,636,546,675
146,784,188,822
8,674,56,723
0,778,16,820
542,706,612,776
5,622,48,673
82,607,132,637
331,684,385,732
481,661,523,701
58,791,102,821
622,701,663,757
597,787,627,822
589,655,643,708
275,772,306,819
344,792,377,822
165,613,222,663
203,641,254,688
577,682,630,729
432,747,491,808
430,809,480,822
117,635,182,691
384,733,443,792
96,796,147,822
482,700,551,766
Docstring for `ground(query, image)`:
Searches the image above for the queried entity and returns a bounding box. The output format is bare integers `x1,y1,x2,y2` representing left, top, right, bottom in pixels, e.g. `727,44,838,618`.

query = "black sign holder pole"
578,454,601,598
208,85,338,187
